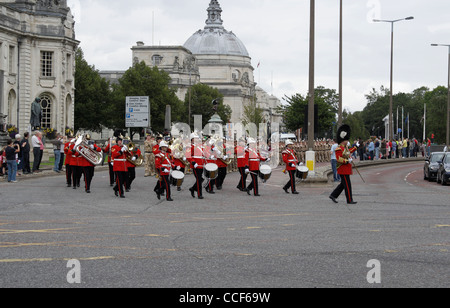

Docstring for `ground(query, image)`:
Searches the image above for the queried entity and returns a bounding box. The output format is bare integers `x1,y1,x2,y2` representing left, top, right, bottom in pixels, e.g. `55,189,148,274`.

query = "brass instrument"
74,134,104,166
170,138,189,167
336,144,351,169
123,138,144,167
210,135,232,166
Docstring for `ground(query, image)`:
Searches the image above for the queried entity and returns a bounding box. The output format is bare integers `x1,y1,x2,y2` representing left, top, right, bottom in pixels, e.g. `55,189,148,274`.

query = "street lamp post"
431,44,450,146
373,17,414,141
338,0,343,126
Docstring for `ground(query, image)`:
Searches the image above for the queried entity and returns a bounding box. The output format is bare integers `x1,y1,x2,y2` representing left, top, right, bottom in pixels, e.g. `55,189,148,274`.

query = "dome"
183,0,250,57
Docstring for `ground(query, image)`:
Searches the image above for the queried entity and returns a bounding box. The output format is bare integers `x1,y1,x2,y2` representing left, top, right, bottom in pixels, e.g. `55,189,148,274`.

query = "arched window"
39,94,52,129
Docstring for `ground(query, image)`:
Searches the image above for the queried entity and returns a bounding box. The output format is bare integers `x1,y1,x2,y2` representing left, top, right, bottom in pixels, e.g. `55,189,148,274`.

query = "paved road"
0,161,448,288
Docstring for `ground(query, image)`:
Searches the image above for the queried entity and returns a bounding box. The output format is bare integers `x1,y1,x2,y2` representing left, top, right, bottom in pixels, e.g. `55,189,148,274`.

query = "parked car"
437,152,450,186
424,152,445,181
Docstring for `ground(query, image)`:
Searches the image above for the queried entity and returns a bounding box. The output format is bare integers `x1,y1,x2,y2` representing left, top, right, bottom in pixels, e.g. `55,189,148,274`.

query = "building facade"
105,0,283,128
0,0,79,135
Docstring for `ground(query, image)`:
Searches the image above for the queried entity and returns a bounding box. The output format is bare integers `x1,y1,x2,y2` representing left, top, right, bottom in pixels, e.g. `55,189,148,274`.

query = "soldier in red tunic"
187,133,205,199
111,137,128,198
330,125,358,205
155,141,175,201
246,138,269,197
282,140,300,195
235,138,249,192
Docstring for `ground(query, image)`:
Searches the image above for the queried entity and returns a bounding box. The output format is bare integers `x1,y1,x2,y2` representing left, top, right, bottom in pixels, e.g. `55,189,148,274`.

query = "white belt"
193,156,203,159
114,159,126,161
249,159,260,162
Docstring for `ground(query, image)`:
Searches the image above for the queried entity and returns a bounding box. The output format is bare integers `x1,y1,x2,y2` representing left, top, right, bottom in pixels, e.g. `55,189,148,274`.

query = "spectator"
59,135,67,172
375,138,380,160
53,133,63,173
14,134,23,173
368,139,375,160
402,138,408,158
5,139,20,183
31,131,42,173
330,139,340,182
21,132,31,174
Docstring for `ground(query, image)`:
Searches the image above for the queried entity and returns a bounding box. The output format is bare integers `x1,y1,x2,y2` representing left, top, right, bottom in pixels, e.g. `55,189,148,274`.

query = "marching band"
62,130,353,203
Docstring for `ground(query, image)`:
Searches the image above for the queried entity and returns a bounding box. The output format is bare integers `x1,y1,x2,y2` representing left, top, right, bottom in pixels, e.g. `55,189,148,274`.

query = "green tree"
278,86,338,136
74,48,111,132
342,109,369,141
425,86,448,144
184,83,232,129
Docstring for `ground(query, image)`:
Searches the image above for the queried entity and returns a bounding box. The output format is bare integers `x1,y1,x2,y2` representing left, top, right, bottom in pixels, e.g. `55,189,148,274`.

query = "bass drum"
259,165,272,182
296,166,309,180
204,163,219,180
170,170,185,187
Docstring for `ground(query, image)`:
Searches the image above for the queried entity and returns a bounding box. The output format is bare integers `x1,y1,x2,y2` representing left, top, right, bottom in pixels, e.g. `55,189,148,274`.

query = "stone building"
102,0,283,127
0,0,79,135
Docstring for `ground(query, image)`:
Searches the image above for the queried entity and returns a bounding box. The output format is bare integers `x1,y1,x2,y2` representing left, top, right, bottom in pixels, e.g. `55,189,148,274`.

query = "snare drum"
204,163,219,180
296,166,309,180
170,170,185,187
259,165,272,182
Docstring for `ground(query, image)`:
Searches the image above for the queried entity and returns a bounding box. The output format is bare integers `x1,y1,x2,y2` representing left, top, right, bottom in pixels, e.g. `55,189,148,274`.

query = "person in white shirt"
31,131,42,173
330,139,340,182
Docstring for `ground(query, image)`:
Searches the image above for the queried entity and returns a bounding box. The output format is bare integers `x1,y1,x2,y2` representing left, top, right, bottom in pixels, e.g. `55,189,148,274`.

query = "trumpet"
74,134,104,166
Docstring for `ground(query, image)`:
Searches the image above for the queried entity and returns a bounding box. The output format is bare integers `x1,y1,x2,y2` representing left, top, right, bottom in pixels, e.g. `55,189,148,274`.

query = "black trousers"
108,162,115,185
157,174,171,200
283,170,296,192
22,151,31,173
72,165,82,188
114,171,127,196
237,167,248,190
126,167,136,190
83,166,95,191
215,167,227,189
66,164,73,186
32,147,40,172
191,168,204,197
247,171,259,196
330,174,353,203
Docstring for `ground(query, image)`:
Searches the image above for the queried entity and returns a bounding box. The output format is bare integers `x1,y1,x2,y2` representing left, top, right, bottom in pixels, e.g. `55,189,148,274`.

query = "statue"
30,97,42,130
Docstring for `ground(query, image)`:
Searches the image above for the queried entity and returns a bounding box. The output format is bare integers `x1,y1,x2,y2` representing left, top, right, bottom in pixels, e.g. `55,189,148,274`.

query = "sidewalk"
307,157,425,184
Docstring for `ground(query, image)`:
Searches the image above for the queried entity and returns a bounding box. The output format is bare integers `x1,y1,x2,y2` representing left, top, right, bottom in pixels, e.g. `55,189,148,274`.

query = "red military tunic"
156,152,174,176
282,148,299,171
336,144,357,175
187,144,205,169
64,142,72,166
247,147,267,171
111,145,128,172
235,145,248,168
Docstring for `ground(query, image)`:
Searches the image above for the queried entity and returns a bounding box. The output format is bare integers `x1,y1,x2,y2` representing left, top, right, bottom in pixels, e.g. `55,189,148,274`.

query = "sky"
68,0,450,113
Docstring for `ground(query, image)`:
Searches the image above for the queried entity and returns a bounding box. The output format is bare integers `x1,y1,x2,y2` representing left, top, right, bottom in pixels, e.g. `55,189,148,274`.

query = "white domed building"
106,0,282,126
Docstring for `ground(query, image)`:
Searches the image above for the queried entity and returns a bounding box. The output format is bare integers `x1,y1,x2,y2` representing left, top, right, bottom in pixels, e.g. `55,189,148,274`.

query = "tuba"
74,134,104,166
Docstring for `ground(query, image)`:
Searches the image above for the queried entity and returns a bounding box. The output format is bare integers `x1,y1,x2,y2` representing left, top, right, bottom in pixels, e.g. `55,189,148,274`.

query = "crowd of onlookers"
0,131,65,183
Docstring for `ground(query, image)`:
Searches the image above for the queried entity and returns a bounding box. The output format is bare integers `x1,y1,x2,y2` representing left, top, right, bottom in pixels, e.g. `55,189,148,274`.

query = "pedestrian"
31,131,42,173
14,134,23,174
330,139,340,182
53,133,64,173
0,148,6,176
375,138,380,160
5,139,20,183
368,139,375,160
21,132,31,174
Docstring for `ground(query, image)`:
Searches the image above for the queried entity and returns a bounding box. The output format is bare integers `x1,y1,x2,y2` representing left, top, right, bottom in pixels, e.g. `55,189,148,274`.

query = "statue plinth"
0,113,9,147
